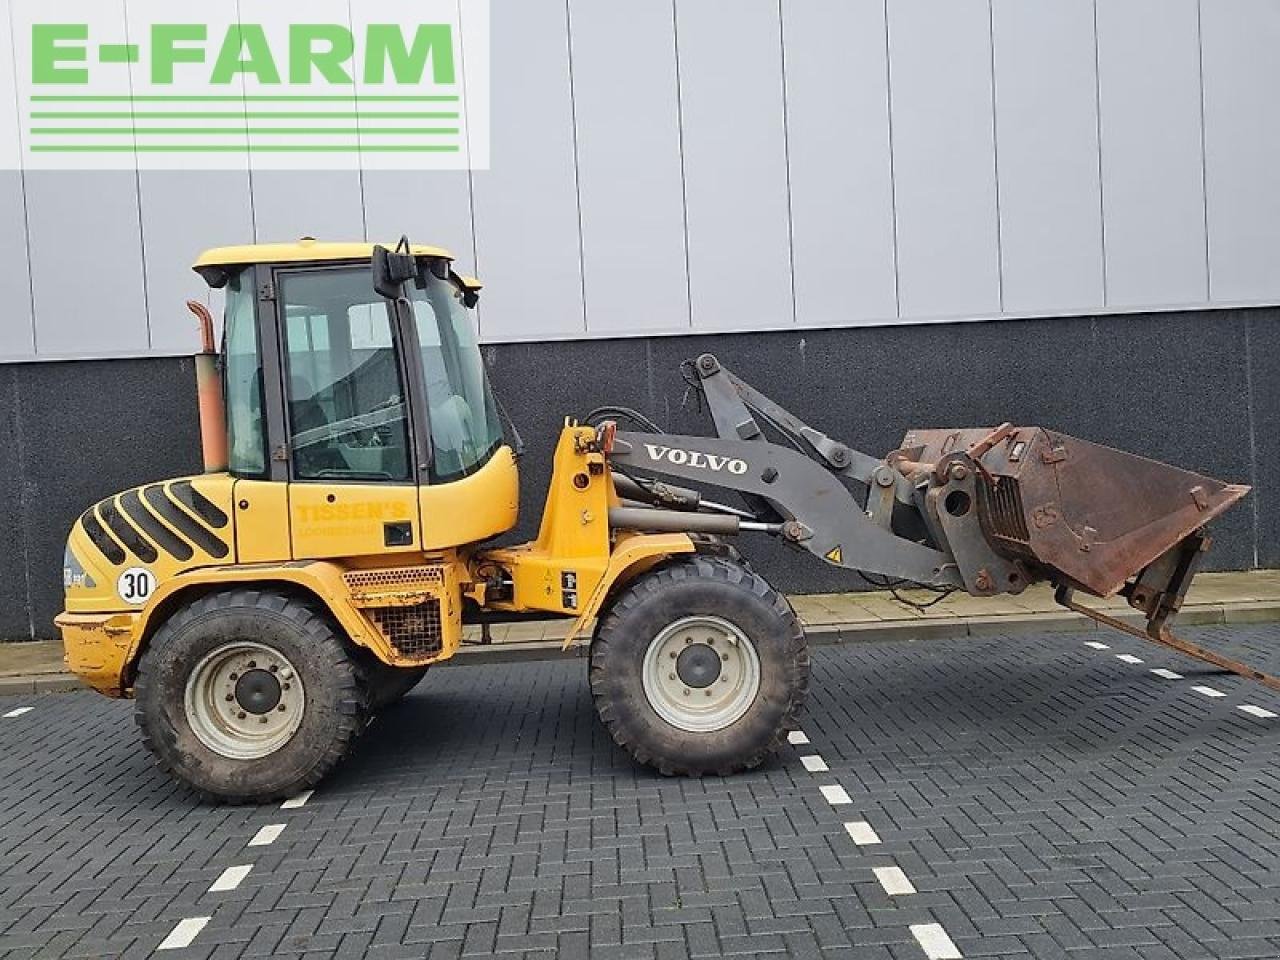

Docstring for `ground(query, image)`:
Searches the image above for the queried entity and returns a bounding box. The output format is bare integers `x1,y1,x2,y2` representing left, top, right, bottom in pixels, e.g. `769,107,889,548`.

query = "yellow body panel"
194,239,453,270
290,483,421,560
63,474,237,617
420,446,520,549
233,479,290,563
60,431,694,698
477,425,696,619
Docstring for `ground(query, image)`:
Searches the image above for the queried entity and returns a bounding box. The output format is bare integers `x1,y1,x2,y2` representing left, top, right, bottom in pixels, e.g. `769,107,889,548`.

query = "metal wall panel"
469,0,584,341
140,172,255,354
0,173,34,360
248,171,367,246
783,0,898,327
0,6,33,360
1200,0,1280,303
569,0,688,335
1095,0,1208,307
675,0,793,332
991,0,1104,314
887,0,1001,320
362,172,477,276
26,171,149,358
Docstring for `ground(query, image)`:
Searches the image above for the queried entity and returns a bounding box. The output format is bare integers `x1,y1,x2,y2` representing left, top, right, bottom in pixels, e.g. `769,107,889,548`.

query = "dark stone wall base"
3,308,1274,639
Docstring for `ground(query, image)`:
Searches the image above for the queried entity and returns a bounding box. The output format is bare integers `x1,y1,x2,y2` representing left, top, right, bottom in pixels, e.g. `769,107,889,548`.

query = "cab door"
275,266,424,561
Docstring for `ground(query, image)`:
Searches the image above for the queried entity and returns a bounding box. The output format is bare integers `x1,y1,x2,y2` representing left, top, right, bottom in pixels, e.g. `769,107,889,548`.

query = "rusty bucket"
898,427,1249,598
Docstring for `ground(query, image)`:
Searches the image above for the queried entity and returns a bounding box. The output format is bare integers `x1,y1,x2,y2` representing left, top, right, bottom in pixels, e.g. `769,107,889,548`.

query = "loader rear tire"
589,556,808,776
134,589,367,804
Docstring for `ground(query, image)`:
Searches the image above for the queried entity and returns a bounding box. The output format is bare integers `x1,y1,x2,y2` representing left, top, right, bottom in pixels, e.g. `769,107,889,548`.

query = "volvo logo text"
643,443,749,475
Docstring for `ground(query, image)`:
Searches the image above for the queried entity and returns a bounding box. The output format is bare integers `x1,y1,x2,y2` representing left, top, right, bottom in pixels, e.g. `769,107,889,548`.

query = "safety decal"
117,567,157,606
824,545,843,565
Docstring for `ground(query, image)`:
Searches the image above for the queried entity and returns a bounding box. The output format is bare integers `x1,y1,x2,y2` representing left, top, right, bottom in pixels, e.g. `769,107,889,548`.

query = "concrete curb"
3,601,1279,691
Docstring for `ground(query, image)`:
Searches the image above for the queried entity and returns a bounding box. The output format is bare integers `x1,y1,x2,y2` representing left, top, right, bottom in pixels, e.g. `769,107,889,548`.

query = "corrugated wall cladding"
1,0,1278,362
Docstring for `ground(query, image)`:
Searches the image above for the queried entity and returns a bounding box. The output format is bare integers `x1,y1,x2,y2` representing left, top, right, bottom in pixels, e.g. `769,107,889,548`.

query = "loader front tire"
134,589,367,803
360,660,430,710
589,557,808,776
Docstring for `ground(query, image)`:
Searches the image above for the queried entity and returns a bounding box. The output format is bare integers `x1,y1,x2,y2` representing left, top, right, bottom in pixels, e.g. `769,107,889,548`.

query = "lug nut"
721,653,729,662
225,693,234,702
669,651,676,659
685,637,692,645
269,664,278,673
668,673,676,681
247,661,257,669
682,688,690,696
259,716,268,724
283,683,291,691
277,704,286,712
229,672,238,681
237,711,246,720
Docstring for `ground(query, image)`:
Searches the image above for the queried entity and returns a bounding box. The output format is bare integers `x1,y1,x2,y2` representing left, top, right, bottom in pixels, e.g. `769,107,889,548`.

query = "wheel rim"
641,616,761,733
183,641,306,760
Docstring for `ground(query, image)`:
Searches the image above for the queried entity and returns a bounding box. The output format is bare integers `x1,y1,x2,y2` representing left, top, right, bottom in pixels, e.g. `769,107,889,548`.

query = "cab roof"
193,238,454,270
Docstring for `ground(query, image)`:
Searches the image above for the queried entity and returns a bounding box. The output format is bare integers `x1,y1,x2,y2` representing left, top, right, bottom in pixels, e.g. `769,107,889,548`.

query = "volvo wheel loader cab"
58,235,1252,804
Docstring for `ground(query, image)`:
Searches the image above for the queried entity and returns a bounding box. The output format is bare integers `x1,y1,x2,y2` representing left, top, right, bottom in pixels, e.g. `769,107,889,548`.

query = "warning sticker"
824,545,843,565
116,567,157,606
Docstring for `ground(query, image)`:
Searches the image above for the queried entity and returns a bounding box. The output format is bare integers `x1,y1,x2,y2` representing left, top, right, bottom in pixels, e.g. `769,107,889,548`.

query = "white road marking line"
800,754,829,773
208,864,252,892
873,865,917,896
910,922,963,959
1083,641,1110,650
844,821,882,845
247,823,285,847
1150,668,1183,680
2,707,34,718
1238,704,1278,719
1115,654,1144,664
819,784,852,806
281,790,313,809
1191,685,1226,699
157,917,209,950
787,730,810,745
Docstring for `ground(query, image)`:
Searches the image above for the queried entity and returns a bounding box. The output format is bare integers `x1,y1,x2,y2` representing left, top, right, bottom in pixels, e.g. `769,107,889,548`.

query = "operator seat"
289,375,348,476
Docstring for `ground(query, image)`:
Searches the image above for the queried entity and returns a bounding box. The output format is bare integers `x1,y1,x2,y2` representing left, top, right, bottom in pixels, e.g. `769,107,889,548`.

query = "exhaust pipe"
188,300,227,474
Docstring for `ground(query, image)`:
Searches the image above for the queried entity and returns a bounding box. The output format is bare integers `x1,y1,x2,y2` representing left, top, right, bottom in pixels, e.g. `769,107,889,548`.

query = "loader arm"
602,353,1250,641
610,431,961,587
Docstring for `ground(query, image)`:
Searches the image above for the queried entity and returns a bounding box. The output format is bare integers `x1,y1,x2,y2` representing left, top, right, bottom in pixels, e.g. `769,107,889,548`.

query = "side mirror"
372,243,418,300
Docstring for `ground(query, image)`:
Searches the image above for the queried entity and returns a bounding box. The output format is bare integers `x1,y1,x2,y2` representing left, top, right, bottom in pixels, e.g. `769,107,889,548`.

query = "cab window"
280,269,412,482
223,273,267,477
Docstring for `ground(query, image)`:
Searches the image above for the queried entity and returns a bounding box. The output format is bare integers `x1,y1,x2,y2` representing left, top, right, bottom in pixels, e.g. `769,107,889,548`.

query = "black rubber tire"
134,589,367,803
589,556,809,776
361,660,430,710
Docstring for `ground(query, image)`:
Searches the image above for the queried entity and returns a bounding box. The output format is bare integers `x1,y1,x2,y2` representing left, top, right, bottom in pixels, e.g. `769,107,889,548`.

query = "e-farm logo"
3,0,489,170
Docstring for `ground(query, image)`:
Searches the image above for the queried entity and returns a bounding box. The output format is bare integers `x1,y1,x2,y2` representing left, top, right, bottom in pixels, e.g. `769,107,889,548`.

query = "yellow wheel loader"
57,238,1254,803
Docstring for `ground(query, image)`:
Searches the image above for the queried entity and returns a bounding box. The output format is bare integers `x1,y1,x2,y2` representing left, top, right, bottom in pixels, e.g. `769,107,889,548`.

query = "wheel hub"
641,616,762,733
183,642,306,760
675,644,721,688
234,669,282,715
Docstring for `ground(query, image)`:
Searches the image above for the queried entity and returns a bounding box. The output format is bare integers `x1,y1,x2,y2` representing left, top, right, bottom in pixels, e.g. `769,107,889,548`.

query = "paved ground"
2,623,1280,959
8,570,1280,695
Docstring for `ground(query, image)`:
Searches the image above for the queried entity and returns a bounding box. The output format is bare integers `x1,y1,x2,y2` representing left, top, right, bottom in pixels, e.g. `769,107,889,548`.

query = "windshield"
410,272,504,481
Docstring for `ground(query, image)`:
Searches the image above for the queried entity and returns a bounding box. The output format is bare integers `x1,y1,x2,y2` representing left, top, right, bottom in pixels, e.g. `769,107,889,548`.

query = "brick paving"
1,623,1280,959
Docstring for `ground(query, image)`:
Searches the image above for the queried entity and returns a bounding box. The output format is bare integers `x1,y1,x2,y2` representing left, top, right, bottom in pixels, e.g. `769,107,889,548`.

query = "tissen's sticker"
117,567,157,605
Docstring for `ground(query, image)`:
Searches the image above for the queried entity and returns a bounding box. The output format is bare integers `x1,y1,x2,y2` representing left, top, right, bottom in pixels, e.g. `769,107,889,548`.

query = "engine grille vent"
366,602,444,659
344,566,444,591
